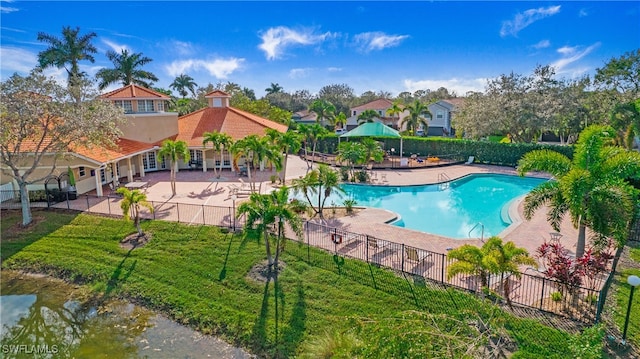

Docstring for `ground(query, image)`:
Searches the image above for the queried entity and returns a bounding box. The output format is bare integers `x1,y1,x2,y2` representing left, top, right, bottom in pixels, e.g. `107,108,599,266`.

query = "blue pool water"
302,174,547,239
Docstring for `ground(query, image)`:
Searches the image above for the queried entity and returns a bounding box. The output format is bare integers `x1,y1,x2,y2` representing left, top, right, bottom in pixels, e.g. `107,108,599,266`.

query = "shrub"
339,166,349,181
343,199,357,214
551,292,563,302
355,170,369,183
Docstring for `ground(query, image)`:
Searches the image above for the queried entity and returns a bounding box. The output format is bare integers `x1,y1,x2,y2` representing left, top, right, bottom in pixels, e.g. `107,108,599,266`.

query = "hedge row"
313,135,574,167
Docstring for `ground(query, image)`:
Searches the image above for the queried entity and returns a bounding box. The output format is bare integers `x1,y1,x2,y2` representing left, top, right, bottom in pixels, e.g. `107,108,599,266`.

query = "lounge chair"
464,156,475,165
405,248,431,263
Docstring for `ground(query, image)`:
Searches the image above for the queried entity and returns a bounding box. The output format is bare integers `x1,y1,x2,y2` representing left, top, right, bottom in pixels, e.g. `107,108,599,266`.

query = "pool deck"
89,155,579,260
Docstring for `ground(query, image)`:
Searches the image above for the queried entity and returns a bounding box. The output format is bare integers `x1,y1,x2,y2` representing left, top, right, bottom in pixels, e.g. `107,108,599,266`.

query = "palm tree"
297,124,329,173
291,170,320,216
360,137,385,163
446,244,491,293
308,99,336,127
482,237,537,306
202,131,233,179
236,186,303,269
357,109,381,124
401,100,432,135
336,141,367,180
170,74,198,98
317,164,344,218
158,139,190,197
37,26,97,96
386,100,404,129
265,82,283,95
95,49,159,90
266,129,302,183
231,135,283,191
518,125,640,258
115,187,154,237
334,112,347,131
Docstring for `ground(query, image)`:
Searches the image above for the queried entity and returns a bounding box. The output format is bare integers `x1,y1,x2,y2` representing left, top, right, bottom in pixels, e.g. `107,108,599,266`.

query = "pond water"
0,271,253,358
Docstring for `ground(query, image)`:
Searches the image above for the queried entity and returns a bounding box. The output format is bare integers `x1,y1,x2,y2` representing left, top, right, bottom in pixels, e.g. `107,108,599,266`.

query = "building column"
202,149,207,172
127,158,134,182
139,155,145,178
95,170,103,196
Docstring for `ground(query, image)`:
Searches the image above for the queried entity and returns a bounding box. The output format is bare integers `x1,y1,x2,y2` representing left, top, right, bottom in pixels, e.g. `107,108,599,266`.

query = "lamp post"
622,274,640,344
230,194,237,231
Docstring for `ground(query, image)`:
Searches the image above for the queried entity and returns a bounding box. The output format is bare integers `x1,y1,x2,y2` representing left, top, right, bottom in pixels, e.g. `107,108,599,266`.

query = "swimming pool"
306,174,547,239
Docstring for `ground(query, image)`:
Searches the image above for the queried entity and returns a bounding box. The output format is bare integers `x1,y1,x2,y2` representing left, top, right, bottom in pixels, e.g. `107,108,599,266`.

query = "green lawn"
1,209,581,358
612,244,640,346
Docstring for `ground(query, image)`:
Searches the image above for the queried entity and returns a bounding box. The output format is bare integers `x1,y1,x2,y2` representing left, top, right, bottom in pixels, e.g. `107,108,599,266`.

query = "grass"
611,244,640,346
1,209,580,358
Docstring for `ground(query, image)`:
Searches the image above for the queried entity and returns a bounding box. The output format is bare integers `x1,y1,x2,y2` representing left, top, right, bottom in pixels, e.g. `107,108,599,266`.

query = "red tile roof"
73,138,156,163
177,106,288,146
204,90,231,97
100,84,170,100
441,98,466,108
351,98,396,111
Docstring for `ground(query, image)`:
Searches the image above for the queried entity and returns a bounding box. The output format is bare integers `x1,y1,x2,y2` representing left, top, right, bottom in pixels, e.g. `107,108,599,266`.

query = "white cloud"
165,57,244,79
0,47,37,74
289,68,311,79
353,32,409,52
258,26,332,60
532,40,550,49
0,26,24,33
0,6,18,13
327,67,342,72
101,39,130,53
500,5,561,37
403,78,487,97
579,8,589,17
171,40,195,57
550,42,600,74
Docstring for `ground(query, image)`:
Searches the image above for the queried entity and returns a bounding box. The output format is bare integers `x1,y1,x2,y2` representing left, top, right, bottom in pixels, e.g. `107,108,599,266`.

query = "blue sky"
1,1,639,97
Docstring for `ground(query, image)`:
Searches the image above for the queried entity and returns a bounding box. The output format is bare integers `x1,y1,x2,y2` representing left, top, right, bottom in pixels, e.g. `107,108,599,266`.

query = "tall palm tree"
401,100,432,135
37,26,97,96
386,100,404,129
482,237,537,307
360,137,385,163
170,74,198,98
115,187,154,237
158,139,190,197
297,124,329,173
316,164,344,218
308,99,336,127
265,82,283,95
202,131,233,179
236,186,303,269
518,125,640,258
95,49,159,90
266,129,302,183
336,141,367,180
446,243,491,293
231,135,283,191
292,170,320,215
357,109,381,124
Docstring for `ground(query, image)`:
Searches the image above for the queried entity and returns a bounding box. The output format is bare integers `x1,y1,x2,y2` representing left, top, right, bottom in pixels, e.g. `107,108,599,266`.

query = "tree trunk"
19,183,33,226
218,149,225,179
264,229,273,267
576,223,587,258
281,153,288,183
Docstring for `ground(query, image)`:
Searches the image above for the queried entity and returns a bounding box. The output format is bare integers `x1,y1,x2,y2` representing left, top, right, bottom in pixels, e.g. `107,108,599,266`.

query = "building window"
437,111,444,119
378,110,383,116
213,98,222,107
114,100,133,113
223,159,231,166
137,100,155,112
156,101,164,112
189,150,203,162
79,166,86,177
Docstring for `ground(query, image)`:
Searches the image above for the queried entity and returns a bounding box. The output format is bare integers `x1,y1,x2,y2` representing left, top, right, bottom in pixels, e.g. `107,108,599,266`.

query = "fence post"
86,195,90,212
177,203,180,223
202,204,205,225
66,194,70,209
107,196,111,215
153,201,156,220
306,221,310,262
540,278,546,310
365,235,370,262
401,243,405,272
441,254,445,283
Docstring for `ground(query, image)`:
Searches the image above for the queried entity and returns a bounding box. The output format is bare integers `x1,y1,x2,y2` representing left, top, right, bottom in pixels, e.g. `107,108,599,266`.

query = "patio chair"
464,156,475,165
405,248,431,263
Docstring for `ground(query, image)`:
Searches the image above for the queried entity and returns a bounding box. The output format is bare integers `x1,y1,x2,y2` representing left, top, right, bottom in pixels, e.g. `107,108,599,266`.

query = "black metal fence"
2,190,607,324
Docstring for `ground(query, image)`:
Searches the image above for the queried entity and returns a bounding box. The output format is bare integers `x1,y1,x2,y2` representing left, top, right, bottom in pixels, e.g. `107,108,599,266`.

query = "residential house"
422,98,465,137
346,99,407,130
291,110,318,125
2,85,287,197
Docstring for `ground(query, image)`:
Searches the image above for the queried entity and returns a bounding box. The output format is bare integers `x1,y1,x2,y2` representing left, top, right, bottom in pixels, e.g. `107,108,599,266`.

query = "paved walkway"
106,156,578,258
